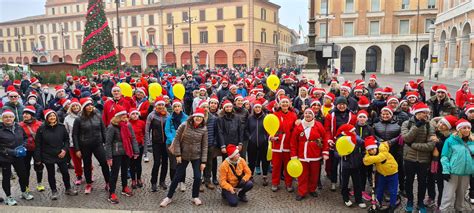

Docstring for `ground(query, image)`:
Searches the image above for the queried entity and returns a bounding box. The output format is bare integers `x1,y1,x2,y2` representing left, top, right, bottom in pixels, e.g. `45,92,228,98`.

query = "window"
52,37,58,50
131,16,137,27
30,39,34,51
21,27,25,35
40,25,44,34
132,0,136,6
148,33,155,45
14,28,18,36
369,21,380,35
401,0,409,9
236,28,243,41
64,36,70,49
7,28,10,37
52,8,55,15
236,6,243,18
428,0,436,9
199,10,206,21
15,40,19,52
76,36,82,49
345,0,354,12
425,19,435,32
167,13,172,24
63,23,69,32
274,12,277,23
260,30,266,43
76,21,81,31
0,29,3,37
321,0,328,14
343,22,354,36
40,39,45,50
183,32,189,44
76,5,80,12
149,15,154,25
29,26,33,35
182,11,188,22
371,0,380,11
217,30,224,43
273,32,277,44
148,0,154,4
132,34,138,46
64,6,67,14
0,41,3,52
319,23,327,37
200,31,208,44
217,8,223,20
52,24,57,33
399,20,409,34
7,41,11,52
22,40,26,51
261,8,266,20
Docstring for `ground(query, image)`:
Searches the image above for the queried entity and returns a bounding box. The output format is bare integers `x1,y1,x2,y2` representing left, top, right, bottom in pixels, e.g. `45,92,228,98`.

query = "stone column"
302,0,319,80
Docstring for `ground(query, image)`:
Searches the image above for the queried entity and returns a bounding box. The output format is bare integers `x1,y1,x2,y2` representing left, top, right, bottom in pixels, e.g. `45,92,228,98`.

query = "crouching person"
219,144,253,207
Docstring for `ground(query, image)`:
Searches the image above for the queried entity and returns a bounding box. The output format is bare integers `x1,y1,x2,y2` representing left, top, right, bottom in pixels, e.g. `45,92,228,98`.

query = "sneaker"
405,201,414,212
295,195,305,201
108,193,119,204
205,182,215,190
192,197,202,206
4,196,17,206
344,200,353,207
199,184,205,192
271,185,279,192
143,155,150,163
286,186,294,193
470,198,474,205
159,182,168,190
65,188,78,196
132,180,137,189
330,183,336,191
85,184,92,194
179,182,186,192
121,186,133,197
418,205,427,213
424,197,436,208
262,177,268,186
255,166,261,175
74,178,82,186
309,191,318,197
51,190,59,200
137,179,144,188
104,183,110,192
151,184,158,192
239,194,249,202
160,197,172,207
362,191,371,201
37,185,45,192
21,191,34,200
358,203,367,208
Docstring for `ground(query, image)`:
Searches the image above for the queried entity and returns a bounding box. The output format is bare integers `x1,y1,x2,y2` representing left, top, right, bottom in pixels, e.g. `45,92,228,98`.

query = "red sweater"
19,120,43,151
102,97,134,127
130,119,146,145
133,97,150,121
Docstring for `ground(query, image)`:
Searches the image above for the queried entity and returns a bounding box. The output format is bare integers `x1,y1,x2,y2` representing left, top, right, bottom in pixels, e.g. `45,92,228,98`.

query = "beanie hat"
358,96,370,108
226,144,240,158
80,98,92,111
364,136,378,150
114,105,127,117
411,102,430,115
357,110,368,119
193,107,206,117
456,118,471,131
23,105,36,115
439,115,458,130
335,96,348,106
43,109,56,120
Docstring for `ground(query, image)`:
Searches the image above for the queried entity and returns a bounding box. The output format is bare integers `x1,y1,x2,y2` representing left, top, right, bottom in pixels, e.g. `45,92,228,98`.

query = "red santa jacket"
102,97,134,127
19,120,43,151
324,110,356,143
290,121,329,162
133,96,150,121
271,109,298,153
455,89,471,109
129,119,146,145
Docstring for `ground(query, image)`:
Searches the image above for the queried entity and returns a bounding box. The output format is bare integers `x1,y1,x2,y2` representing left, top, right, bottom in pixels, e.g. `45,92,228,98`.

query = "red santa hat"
135,86,146,95
73,89,81,97
234,94,244,101
354,79,365,87
406,91,419,99
193,107,206,117
439,115,458,130
154,96,165,106
129,107,140,116
222,100,233,108
43,109,56,120
2,109,14,118
324,92,335,101
357,110,369,119
91,87,100,96
59,98,71,108
79,97,92,110
431,85,438,93
279,95,290,103
353,85,364,93
114,105,127,117
383,86,394,95
364,136,378,150
23,105,36,115
465,104,474,114
358,96,370,108
387,96,399,104
381,107,394,116
374,88,384,95
229,84,238,90
340,82,352,92
310,99,321,106
456,118,471,131
199,85,207,91
55,85,65,94
416,79,424,85
198,99,209,108
335,124,356,138
6,85,18,96
27,91,37,100
69,98,81,108
30,77,39,85
226,144,240,158
411,102,430,115
304,108,315,117
13,80,21,86
436,84,448,93
209,95,219,103
92,71,98,77
369,74,377,81
299,85,308,91
112,85,121,92
172,99,182,107
253,99,263,108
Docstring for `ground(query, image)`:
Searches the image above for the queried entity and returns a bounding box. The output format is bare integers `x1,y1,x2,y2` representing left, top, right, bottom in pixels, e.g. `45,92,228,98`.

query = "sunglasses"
9,95,18,98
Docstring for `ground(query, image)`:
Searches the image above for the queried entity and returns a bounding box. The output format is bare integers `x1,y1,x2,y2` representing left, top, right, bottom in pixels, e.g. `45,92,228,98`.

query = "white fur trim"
439,118,451,129
229,149,240,158
223,102,233,108
154,100,165,106
411,108,430,115
114,110,127,117
193,112,205,117
365,144,378,150
2,111,15,117
456,121,471,131
358,104,369,108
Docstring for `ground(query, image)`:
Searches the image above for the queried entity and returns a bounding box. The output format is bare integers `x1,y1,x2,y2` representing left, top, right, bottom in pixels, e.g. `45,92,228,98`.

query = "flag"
139,36,144,48
298,17,304,36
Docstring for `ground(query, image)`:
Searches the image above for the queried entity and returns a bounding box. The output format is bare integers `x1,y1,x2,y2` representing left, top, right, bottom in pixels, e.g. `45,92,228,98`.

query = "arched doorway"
1,57,6,64
394,45,411,72
365,46,382,72
52,55,60,62
65,55,73,63
146,53,158,68
460,23,472,73
8,57,14,63
447,27,458,69
15,57,22,64
254,49,261,67
214,50,228,68
23,57,29,65
165,52,176,67
340,46,356,73
233,49,246,68
40,56,47,63
130,53,141,70
76,55,81,63
198,50,208,68
420,44,429,74
31,56,38,63
181,51,191,69
119,54,126,64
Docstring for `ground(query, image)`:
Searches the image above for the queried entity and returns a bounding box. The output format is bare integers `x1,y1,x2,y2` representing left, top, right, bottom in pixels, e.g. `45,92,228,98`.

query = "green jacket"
401,117,436,163
441,133,474,176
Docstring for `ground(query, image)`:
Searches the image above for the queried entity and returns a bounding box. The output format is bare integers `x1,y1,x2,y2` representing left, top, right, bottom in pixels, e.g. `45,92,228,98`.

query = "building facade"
314,0,437,75
278,24,300,66
432,0,473,79
0,0,290,70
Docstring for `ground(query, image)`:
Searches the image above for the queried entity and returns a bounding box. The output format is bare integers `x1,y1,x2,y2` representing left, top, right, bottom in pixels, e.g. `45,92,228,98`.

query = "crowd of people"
0,68,473,213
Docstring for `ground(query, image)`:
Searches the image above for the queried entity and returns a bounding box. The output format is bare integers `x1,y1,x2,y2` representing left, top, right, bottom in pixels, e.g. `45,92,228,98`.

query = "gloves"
415,120,426,127
442,174,451,182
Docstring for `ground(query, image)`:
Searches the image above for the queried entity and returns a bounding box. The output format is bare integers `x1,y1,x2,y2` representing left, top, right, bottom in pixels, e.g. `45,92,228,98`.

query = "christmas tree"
80,0,117,70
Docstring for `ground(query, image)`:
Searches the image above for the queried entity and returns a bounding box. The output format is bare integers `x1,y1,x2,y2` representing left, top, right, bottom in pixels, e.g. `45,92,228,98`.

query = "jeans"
222,181,254,207
24,150,43,185
167,144,185,182
81,143,110,184
151,143,168,184
404,160,429,206
247,141,269,176
376,173,399,207
109,155,131,193
130,146,144,181
1,158,28,196
45,161,71,192
167,159,201,198
341,167,362,203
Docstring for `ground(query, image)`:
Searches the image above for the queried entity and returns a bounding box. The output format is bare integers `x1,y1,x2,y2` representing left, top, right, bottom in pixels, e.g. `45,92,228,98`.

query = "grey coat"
173,120,208,163
401,117,436,163
105,123,139,159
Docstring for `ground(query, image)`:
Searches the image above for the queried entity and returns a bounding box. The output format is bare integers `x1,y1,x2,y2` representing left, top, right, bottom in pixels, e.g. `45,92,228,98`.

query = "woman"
35,109,78,200
246,100,269,186
19,106,45,192
440,119,474,212
309,99,324,125
105,105,139,204
217,100,244,156
73,98,110,194
294,86,311,117
129,108,146,189
64,98,84,185
290,108,328,201
164,99,188,191
0,110,32,205
160,107,208,207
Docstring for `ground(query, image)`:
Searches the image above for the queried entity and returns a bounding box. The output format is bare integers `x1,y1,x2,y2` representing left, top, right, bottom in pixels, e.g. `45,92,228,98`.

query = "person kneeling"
219,144,253,207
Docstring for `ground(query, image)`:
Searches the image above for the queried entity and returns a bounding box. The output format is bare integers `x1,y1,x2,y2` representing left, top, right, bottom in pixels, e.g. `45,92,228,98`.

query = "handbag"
168,124,187,155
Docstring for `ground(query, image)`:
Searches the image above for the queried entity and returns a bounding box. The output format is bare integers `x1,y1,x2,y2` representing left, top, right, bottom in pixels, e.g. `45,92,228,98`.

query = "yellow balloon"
266,74,280,91
336,136,356,156
267,141,272,161
118,82,132,97
148,83,162,100
287,158,303,178
263,114,280,137
173,83,185,100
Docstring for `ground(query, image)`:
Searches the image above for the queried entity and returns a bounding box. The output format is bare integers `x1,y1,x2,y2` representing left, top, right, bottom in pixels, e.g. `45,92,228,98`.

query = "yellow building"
278,24,300,66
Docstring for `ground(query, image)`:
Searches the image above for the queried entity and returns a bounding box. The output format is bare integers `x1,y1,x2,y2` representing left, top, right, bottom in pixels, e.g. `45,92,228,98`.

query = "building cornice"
436,0,473,24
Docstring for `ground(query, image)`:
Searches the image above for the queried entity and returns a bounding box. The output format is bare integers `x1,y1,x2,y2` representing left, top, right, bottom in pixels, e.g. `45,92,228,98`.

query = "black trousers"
341,167,362,203
469,175,474,199
222,181,254,207
130,146,144,180
45,161,71,192
359,164,371,191
247,142,269,176
151,143,168,184
204,147,218,183
329,150,340,183
1,158,28,196
167,159,201,198
109,155,130,193
404,160,429,206
24,150,43,185
167,144,185,182
81,144,110,184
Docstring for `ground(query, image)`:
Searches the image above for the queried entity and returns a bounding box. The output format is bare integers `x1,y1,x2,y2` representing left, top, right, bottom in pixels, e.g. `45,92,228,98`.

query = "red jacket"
102,97,134,127
130,119,146,145
290,121,329,161
133,96,150,121
19,120,43,151
324,110,356,142
455,89,471,109
271,109,297,153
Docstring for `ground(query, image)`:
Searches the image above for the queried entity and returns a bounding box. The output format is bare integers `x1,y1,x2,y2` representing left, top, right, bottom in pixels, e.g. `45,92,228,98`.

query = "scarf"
302,119,315,129
119,121,133,158
172,112,183,130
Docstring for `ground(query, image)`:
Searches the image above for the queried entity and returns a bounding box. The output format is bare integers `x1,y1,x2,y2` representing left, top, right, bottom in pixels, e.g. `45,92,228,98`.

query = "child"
355,110,375,201
129,108,146,189
322,92,335,117
363,136,398,212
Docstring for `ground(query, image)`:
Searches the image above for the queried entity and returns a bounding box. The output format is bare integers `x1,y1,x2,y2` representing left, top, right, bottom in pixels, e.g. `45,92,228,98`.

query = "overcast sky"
0,0,308,34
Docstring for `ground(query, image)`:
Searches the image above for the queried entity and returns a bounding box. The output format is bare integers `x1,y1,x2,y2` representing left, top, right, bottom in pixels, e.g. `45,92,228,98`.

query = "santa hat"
456,118,471,131
439,115,458,130
229,84,238,90
129,107,140,116
243,97,250,105
310,99,321,106
23,105,36,115
193,107,205,117
411,102,430,115
43,109,56,120
6,85,18,96
59,98,71,108
358,96,370,108
369,74,377,81
2,109,14,118
209,95,219,103
113,105,127,117
82,81,90,88
199,85,207,91
431,85,438,93
155,96,165,106
253,99,263,108
13,80,20,86
353,85,364,93
354,79,365,87
69,98,81,108
357,110,369,119
279,95,290,103
135,86,146,95
125,72,131,77
436,84,448,93
335,124,356,138
172,99,182,107
226,144,240,158
299,85,308,91
112,85,121,92
304,108,315,117
30,77,39,85
383,86,394,95
198,99,209,108
234,95,243,101
340,82,352,92
381,107,394,116
406,91,419,99
27,91,38,100
92,72,98,77
73,76,79,81
416,79,424,85
324,92,335,101
91,87,100,96
465,104,474,114
73,89,81,97
222,100,233,108
374,88,384,95
211,79,218,86
55,85,65,94
79,98,92,110
387,96,399,104
364,136,378,150
408,81,418,91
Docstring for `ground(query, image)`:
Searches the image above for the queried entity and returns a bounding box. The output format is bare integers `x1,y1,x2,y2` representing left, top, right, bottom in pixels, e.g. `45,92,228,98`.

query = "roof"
290,42,341,58
0,14,46,25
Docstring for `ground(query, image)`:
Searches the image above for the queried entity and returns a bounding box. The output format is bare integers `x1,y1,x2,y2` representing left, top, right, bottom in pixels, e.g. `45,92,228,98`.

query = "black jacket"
0,123,27,163
246,112,268,147
374,119,402,156
34,123,69,164
217,87,230,103
217,111,243,148
72,112,107,150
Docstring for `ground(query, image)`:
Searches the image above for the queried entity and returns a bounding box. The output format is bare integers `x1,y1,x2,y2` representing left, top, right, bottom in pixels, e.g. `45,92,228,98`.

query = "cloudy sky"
0,0,308,35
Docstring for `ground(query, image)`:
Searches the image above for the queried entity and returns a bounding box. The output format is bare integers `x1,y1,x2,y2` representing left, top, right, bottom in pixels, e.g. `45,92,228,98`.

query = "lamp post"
59,24,66,62
16,28,24,64
115,0,123,71
183,7,196,70
414,0,420,75
428,24,435,80
168,16,178,68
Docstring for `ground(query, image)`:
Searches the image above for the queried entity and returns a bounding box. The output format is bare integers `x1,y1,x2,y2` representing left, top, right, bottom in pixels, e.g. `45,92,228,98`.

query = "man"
280,76,296,99
366,74,379,100
101,73,115,97
192,85,208,113
20,74,30,97
224,84,239,104
63,74,75,97
401,102,436,212
24,78,44,109
48,86,68,112
339,83,358,113
102,86,133,127
184,73,199,115
133,87,150,121
426,84,457,117
236,81,248,98
2,86,24,122
233,95,249,158
217,79,230,102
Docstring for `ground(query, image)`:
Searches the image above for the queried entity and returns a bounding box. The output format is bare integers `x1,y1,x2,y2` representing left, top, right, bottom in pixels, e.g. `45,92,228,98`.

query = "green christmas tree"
80,0,117,70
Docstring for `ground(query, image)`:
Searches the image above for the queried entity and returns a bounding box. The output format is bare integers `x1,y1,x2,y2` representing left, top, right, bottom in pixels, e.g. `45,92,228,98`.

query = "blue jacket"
237,88,248,97
441,134,474,176
207,113,218,147
164,112,188,145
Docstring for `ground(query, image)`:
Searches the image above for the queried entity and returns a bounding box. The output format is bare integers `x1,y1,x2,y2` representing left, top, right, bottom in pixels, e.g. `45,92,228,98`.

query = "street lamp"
183,7,197,70
16,28,24,65
414,0,420,75
59,24,67,62
115,0,123,71
428,24,435,80
168,16,178,68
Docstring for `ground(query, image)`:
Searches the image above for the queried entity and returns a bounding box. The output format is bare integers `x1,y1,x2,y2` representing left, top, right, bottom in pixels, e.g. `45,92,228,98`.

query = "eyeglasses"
9,95,18,98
